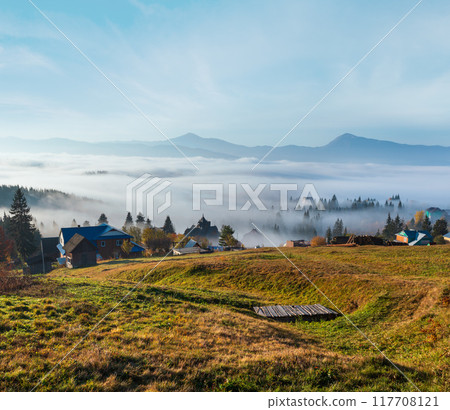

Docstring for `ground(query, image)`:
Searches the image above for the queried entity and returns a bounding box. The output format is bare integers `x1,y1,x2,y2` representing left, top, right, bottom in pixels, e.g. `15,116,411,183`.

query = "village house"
395,230,433,246
58,223,145,265
64,233,97,269
173,239,202,256
444,233,450,244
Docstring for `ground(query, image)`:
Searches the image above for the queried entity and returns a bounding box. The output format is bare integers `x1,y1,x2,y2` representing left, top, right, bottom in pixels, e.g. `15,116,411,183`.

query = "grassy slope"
0,246,448,392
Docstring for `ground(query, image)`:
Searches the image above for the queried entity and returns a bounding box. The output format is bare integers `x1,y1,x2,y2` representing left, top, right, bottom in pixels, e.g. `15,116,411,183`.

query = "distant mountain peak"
327,133,362,145
174,133,205,143
1,132,448,165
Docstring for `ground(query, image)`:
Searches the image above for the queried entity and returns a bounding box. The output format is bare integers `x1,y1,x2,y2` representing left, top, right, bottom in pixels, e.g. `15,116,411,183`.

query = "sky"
1,0,450,147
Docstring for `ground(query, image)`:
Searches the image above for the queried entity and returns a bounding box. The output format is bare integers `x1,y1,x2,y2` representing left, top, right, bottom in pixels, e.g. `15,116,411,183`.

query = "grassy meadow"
0,246,449,392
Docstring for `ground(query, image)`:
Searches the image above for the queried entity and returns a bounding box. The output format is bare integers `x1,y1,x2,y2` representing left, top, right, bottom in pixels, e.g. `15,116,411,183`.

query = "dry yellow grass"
0,246,449,391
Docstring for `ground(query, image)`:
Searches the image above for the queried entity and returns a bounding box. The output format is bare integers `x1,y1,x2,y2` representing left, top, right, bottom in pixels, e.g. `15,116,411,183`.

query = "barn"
63,233,97,269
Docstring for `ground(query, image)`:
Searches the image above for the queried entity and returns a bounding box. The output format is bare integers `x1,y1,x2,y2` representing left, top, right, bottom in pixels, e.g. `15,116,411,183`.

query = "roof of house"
130,241,145,253
397,230,432,241
60,224,131,248
185,239,199,248
173,247,201,255
444,232,450,239
63,233,97,254
397,230,433,246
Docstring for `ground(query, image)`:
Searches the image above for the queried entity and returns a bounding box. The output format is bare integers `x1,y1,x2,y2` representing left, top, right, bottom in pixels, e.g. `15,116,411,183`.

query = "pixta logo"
192,182,325,211
126,173,172,220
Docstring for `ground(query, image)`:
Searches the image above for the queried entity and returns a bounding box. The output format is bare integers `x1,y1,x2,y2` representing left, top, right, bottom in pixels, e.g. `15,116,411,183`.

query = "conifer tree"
421,214,432,232
432,218,448,238
9,188,37,258
136,213,145,228
326,227,332,243
382,213,395,240
393,214,404,233
332,218,344,237
98,213,108,225
124,212,133,227
163,216,175,234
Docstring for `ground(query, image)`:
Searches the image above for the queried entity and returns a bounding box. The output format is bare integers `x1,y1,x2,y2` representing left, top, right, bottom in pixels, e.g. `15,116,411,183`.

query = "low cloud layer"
1,152,449,241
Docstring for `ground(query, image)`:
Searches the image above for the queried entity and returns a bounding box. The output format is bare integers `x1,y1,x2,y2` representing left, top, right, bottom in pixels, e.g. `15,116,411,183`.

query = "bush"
434,235,446,245
310,236,327,247
0,263,33,293
142,228,172,254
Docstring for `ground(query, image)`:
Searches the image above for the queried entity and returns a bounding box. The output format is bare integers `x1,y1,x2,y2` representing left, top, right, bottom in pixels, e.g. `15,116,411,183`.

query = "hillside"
0,246,449,392
0,185,99,210
2,133,449,165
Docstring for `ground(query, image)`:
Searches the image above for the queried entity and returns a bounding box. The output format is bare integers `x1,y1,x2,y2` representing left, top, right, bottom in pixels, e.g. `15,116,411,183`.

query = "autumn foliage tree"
142,228,172,254
0,227,14,262
310,236,327,247
219,225,238,247
121,239,133,256
414,211,424,228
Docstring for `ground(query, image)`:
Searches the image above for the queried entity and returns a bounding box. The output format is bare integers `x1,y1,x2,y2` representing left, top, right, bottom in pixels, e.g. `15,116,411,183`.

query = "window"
116,240,123,246
100,241,106,247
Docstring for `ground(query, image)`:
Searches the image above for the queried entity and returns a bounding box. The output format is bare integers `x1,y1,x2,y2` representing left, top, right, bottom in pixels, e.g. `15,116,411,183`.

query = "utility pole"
40,239,45,274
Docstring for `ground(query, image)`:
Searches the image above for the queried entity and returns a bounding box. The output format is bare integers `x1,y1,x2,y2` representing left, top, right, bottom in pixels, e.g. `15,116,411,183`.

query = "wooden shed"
253,304,340,322
63,233,97,269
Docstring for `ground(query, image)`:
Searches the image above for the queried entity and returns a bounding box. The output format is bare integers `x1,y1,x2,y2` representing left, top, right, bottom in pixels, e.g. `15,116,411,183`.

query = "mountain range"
2,133,449,165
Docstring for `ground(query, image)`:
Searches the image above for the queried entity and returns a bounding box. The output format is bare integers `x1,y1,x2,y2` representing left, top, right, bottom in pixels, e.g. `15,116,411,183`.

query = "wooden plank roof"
253,304,340,320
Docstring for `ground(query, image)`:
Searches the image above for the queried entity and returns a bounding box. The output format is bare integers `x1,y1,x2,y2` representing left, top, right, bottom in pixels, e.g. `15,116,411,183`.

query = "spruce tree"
332,218,344,237
326,227,332,243
421,214,432,232
432,218,448,238
124,212,133,227
382,213,396,240
136,213,145,228
163,216,175,234
98,213,108,225
393,214,404,233
9,188,37,258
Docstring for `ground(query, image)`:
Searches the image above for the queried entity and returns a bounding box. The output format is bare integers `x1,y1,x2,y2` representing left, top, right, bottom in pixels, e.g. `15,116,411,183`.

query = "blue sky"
1,0,450,147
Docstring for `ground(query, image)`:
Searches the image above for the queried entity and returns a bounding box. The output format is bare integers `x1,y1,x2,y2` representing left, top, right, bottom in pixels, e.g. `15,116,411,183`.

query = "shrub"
310,236,327,247
0,263,33,293
434,235,446,245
